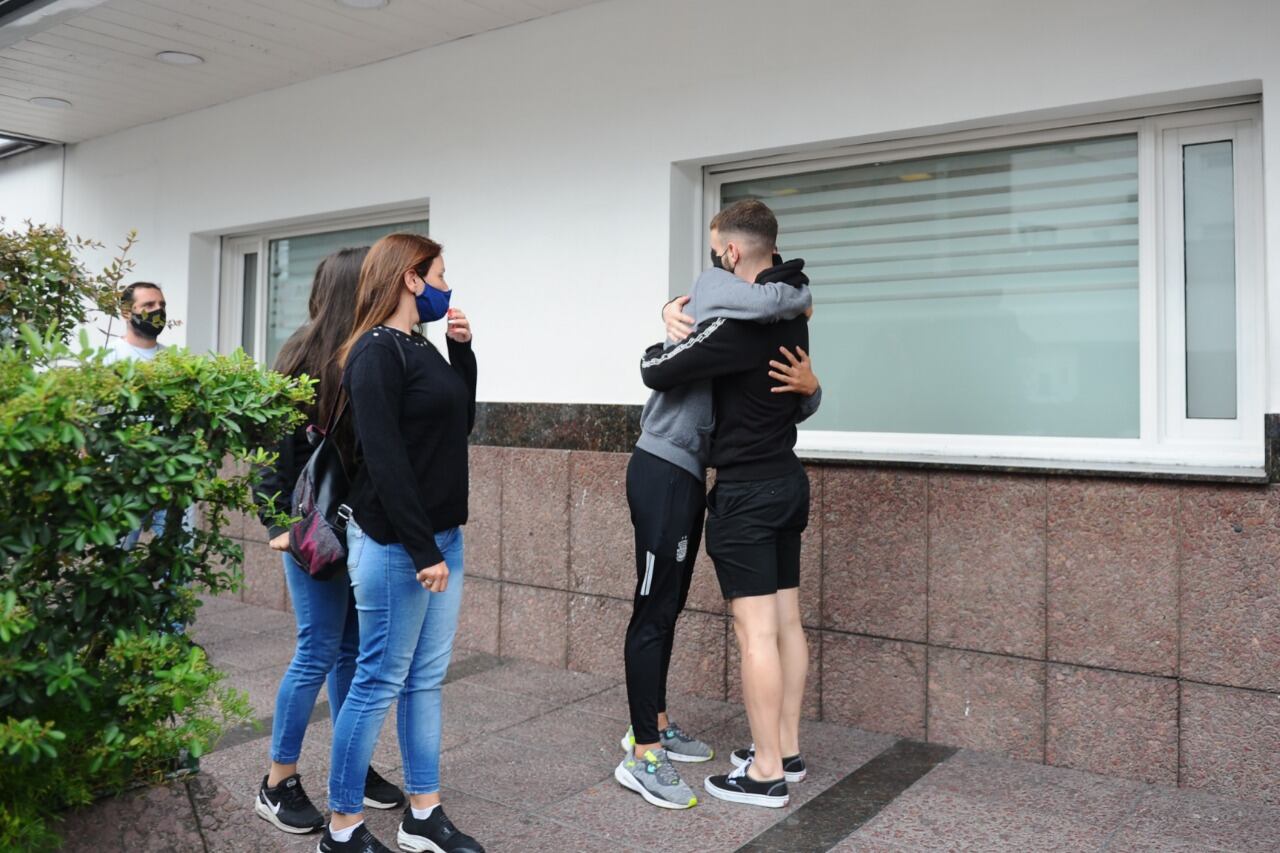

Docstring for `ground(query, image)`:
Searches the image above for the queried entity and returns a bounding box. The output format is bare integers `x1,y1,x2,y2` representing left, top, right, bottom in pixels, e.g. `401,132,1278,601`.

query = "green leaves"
0,222,136,359
0,219,310,849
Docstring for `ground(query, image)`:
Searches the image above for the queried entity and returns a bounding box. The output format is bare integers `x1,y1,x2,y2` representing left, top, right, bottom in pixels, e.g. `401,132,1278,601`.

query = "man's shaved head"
709,199,778,262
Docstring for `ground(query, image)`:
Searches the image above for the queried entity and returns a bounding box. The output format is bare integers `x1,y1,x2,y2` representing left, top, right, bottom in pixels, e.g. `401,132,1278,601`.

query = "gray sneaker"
621,723,715,764
614,747,699,810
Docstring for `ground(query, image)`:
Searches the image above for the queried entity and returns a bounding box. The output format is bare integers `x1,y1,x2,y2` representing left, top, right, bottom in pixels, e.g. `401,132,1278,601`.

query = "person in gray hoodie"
614,254,820,810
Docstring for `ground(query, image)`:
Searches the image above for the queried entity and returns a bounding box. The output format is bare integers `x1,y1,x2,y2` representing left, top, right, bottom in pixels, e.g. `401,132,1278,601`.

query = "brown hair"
273,246,368,424
336,232,442,371
710,199,778,255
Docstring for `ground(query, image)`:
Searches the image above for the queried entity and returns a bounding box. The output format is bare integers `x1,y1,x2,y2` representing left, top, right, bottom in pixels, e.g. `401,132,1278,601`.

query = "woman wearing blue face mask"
322,233,482,853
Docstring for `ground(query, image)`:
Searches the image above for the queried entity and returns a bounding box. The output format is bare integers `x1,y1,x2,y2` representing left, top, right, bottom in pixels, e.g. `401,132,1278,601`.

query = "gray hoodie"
636,267,819,481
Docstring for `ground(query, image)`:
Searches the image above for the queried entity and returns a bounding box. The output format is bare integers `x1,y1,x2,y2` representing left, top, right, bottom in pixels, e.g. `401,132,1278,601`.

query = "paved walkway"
59,596,1280,851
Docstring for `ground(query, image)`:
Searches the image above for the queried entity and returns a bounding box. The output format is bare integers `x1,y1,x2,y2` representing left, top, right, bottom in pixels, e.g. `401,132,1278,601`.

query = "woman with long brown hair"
320,234,482,853
252,247,406,837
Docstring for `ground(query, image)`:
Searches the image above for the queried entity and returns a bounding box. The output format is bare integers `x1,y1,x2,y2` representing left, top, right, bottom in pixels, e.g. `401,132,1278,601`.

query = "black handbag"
287,396,353,580
287,330,406,579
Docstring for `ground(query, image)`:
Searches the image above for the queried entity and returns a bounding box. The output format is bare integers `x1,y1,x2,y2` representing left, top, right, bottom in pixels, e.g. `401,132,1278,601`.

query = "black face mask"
710,247,723,269
130,307,166,340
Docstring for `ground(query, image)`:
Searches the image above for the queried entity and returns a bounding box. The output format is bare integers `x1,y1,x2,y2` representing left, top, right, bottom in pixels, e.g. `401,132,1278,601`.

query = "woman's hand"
663,296,694,342
269,532,290,552
769,346,819,396
446,308,472,343
417,560,449,593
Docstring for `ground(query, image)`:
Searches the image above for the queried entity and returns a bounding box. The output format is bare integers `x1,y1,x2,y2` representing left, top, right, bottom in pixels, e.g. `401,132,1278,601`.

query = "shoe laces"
662,722,693,743
728,755,752,782
352,823,386,851
277,776,312,811
433,809,458,837
643,750,682,787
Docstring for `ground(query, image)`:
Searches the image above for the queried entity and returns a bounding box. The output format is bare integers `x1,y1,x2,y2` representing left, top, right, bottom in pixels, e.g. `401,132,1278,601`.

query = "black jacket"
640,259,810,481
254,423,313,539
342,326,477,569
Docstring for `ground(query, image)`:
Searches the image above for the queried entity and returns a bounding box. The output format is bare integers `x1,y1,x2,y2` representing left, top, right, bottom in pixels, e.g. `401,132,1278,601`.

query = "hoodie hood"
755,258,809,288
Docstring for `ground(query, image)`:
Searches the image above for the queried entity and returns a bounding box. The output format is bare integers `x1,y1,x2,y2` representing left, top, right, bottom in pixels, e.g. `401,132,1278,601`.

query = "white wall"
4,0,1280,407
0,144,63,227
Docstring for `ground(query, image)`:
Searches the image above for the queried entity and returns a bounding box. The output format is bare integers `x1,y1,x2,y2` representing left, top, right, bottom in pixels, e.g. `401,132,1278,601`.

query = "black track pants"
623,449,705,746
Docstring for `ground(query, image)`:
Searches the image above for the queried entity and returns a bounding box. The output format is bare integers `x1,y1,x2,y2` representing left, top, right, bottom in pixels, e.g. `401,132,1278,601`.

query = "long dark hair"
273,246,368,423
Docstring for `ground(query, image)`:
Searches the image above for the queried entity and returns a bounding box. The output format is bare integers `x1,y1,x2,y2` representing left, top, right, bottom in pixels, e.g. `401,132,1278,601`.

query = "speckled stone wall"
220,443,1280,806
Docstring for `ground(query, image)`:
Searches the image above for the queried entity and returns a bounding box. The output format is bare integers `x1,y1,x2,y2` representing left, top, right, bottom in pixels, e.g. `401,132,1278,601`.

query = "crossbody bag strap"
322,327,408,436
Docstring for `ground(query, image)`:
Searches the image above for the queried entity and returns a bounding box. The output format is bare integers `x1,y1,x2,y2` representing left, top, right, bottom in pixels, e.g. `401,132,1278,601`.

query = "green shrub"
0,222,134,356
0,223,311,850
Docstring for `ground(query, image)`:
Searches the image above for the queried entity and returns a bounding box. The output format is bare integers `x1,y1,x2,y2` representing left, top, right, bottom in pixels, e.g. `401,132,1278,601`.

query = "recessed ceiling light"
337,0,388,8
156,50,204,65
29,97,71,109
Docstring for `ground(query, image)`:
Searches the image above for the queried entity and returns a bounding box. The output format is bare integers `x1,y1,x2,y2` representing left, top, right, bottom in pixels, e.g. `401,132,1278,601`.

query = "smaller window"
220,215,428,366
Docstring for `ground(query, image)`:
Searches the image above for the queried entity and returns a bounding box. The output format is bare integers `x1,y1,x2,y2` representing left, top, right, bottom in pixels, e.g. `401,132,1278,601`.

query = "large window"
706,103,1262,471
220,214,428,367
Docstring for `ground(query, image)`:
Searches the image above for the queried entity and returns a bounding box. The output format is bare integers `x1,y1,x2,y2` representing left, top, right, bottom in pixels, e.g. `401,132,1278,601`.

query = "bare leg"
731,594,784,781
267,761,297,787
775,588,807,757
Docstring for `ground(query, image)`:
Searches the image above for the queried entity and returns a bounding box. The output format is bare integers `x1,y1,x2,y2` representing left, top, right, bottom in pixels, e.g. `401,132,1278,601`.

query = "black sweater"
342,325,477,569
640,260,810,482
255,422,312,539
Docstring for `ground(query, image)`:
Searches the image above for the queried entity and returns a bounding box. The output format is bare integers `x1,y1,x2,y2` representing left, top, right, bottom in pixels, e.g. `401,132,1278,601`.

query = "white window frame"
1157,115,1264,450
217,208,429,362
703,101,1264,474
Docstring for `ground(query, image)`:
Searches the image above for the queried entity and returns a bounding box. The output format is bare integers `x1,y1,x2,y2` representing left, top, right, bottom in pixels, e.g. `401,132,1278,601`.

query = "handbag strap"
320,326,409,436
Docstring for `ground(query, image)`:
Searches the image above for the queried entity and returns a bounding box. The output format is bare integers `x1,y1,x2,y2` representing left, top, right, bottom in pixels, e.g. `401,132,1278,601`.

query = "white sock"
330,821,362,843
411,804,439,821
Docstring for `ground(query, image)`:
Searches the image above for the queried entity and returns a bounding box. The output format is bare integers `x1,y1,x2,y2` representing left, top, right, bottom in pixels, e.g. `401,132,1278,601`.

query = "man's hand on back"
769,346,819,396
663,296,694,342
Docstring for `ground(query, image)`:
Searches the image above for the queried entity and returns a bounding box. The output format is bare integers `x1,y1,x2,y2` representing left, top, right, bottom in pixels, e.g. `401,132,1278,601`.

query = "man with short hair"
640,199,813,809
105,281,168,364
614,210,821,811
107,281,170,550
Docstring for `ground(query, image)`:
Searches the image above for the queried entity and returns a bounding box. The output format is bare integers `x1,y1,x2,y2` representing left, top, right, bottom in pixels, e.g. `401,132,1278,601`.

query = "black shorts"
705,468,809,600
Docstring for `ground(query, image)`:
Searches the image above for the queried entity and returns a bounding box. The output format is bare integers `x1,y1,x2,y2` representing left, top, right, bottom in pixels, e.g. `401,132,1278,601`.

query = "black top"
255,422,313,539
342,325,477,569
639,259,810,482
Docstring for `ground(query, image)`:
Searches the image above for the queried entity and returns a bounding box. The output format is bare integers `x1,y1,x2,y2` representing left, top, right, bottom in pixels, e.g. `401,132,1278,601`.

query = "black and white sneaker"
730,744,808,782
254,773,324,834
704,759,789,808
396,805,486,853
317,823,393,853
364,766,406,809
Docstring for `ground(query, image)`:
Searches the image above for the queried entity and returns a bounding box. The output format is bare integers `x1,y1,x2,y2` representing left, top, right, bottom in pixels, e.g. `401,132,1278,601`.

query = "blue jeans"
328,520,465,813
271,551,359,764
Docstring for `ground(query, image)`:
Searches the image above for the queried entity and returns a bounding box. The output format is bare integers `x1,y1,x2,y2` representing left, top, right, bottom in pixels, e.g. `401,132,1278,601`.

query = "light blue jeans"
271,551,359,764
328,519,465,814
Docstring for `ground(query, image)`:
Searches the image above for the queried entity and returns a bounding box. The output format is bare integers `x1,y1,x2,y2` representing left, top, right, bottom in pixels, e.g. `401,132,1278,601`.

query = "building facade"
3,0,1279,805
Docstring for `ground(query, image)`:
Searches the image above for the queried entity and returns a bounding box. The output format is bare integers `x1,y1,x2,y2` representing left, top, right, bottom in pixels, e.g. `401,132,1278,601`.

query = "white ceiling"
0,0,600,144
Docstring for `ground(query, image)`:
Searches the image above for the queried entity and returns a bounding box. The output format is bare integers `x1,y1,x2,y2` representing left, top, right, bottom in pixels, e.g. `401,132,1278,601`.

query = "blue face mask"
414,279,452,323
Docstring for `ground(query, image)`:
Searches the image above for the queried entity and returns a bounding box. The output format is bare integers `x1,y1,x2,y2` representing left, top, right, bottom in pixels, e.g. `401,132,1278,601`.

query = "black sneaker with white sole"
396,805,486,853
730,745,807,782
364,766,406,810
703,762,789,808
317,823,393,853
254,773,323,834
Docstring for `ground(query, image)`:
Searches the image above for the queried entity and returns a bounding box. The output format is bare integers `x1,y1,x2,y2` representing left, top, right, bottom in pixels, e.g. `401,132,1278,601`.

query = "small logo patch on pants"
676,536,688,563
